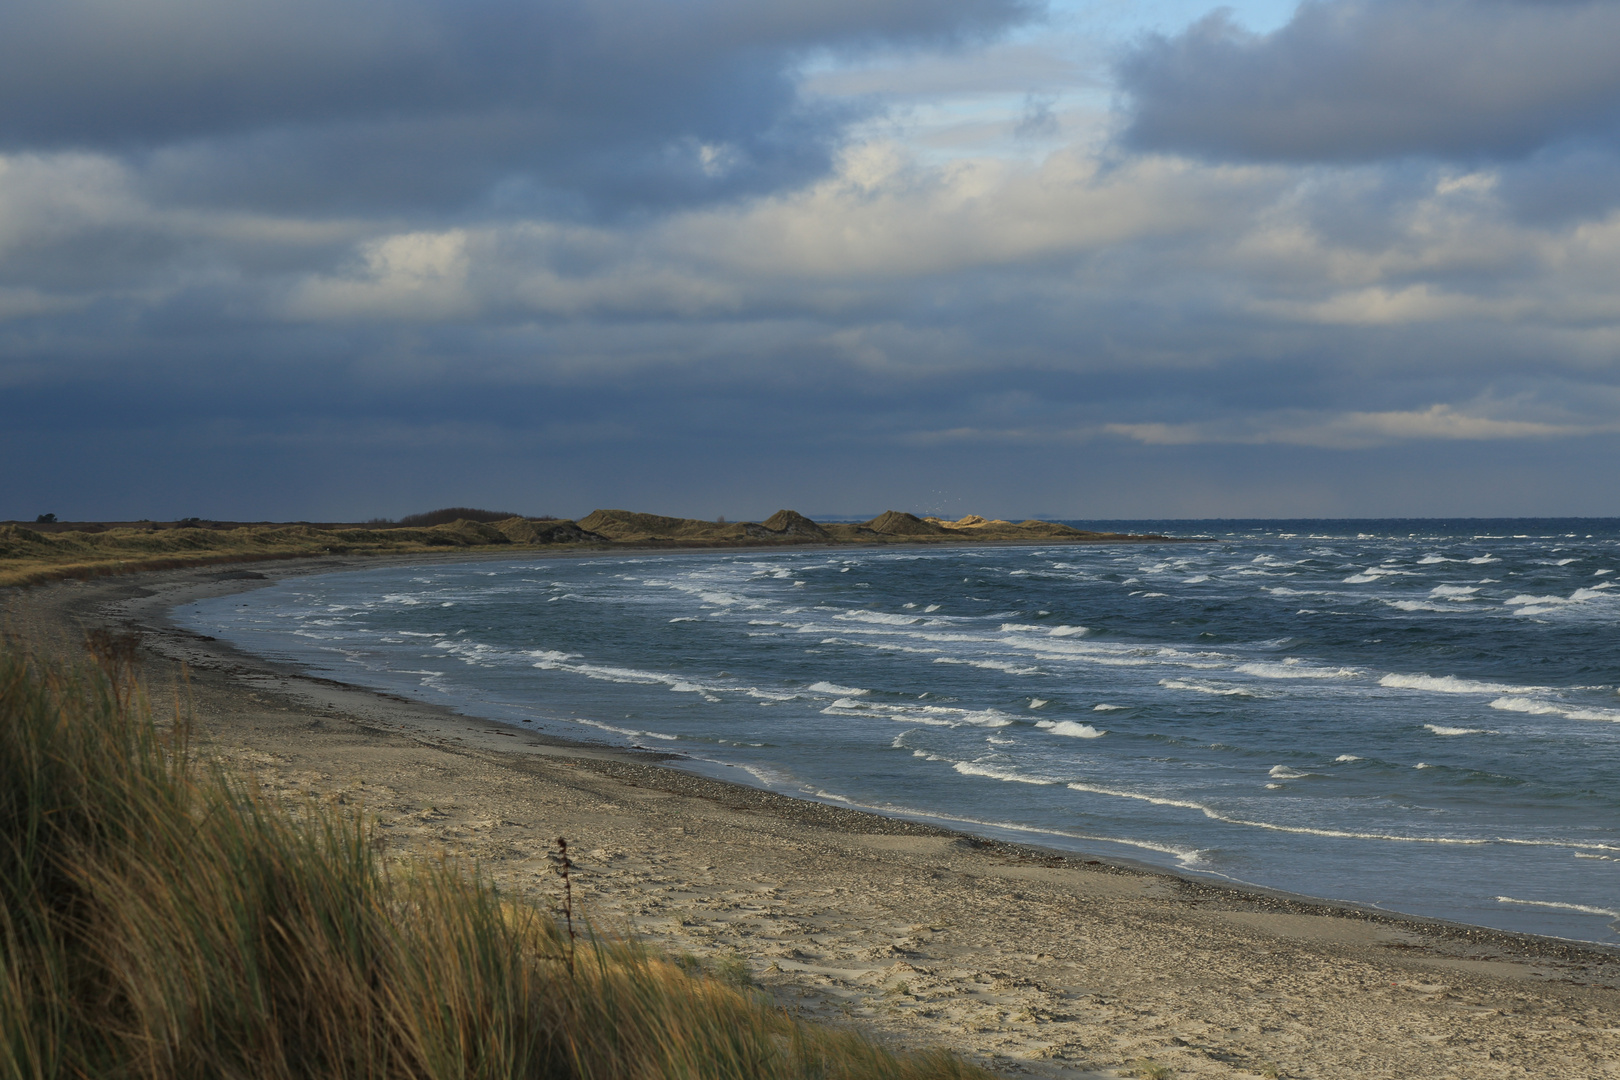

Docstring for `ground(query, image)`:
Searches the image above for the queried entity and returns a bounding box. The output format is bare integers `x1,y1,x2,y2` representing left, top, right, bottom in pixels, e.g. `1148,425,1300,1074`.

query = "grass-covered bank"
0,633,991,1080
0,518,595,590
0,508,1172,589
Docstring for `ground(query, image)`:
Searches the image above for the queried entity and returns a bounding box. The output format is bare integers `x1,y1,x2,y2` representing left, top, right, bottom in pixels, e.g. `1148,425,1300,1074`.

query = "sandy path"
9,562,1620,1079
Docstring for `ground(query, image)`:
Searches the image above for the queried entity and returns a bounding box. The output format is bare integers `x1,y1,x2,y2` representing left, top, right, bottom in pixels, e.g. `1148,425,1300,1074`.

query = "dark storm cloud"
0,0,1033,212
1117,0,1620,163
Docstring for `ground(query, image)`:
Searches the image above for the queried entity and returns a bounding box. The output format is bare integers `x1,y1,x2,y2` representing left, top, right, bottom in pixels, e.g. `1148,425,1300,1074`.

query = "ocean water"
175,520,1620,943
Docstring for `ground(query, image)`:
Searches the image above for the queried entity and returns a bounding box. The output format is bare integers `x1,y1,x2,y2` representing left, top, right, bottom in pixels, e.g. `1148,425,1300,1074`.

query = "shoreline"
9,554,1620,1077
141,547,1614,953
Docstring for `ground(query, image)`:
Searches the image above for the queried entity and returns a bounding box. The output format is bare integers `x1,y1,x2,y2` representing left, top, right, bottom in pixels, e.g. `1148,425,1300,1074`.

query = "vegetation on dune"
395,508,537,528
0,633,992,1080
0,518,589,589
0,508,1168,588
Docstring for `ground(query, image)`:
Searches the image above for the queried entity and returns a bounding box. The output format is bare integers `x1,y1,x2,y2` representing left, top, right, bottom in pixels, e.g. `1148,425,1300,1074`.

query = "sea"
173,519,1620,944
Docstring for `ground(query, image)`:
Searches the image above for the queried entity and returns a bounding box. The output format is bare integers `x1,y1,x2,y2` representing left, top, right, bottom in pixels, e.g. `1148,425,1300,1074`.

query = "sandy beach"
9,554,1620,1080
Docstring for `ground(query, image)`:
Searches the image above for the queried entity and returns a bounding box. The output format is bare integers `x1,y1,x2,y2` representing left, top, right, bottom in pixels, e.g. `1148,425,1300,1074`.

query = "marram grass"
0,521,533,589
0,635,991,1080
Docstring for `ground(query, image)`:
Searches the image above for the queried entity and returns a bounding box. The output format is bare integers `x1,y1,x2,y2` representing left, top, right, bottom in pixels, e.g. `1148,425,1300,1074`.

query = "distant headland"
0,507,1174,588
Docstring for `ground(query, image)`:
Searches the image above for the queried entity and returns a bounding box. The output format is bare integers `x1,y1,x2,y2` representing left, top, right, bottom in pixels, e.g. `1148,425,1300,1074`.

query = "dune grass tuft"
0,634,991,1080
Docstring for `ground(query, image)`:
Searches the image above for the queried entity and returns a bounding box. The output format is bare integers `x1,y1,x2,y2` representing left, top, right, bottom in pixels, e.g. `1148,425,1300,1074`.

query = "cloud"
1118,0,1620,163
6,3,1620,520
0,0,1034,214
1103,405,1600,449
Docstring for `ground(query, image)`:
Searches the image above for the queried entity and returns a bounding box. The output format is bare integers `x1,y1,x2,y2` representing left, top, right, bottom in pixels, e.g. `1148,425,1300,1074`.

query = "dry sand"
8,555,1620,1079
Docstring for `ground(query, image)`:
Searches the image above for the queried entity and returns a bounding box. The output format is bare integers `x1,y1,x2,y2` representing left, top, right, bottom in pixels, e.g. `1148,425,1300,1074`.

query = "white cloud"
1104,405,1602,449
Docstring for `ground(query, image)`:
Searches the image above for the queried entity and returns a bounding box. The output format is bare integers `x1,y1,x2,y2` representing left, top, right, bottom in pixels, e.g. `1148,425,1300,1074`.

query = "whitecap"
1424,723,1490,736
1334,754,1362,762
1491,697,1620,722
952,761,1056,785
1093,703,1127,711
1160,678,1256,697
1029,698,1048,709
1036,720,1105,738
1495,896,1620,919
1505,594,1573,608
1429,584,1479,599
822,699,1015,728
1048,625,1088,637
1380,673,1541,695
1267,765,1309,779
933,657,1040,675
568,717,680,742
808,681,868,696
835,609,923,626
1060,782,1492,845
1235,660,1358,679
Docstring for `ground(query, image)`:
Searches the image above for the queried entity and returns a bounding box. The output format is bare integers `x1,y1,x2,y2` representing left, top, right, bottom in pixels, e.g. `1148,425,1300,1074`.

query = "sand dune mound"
493,518,607,545
427,519,512,545
577,510,714,542
757,510,830,539
861,511,948,536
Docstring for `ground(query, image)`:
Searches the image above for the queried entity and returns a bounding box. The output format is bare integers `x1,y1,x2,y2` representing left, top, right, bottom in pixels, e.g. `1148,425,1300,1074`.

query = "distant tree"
34,513,56,523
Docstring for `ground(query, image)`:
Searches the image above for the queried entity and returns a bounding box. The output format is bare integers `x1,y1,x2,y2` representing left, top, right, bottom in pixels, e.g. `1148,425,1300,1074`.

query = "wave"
1267,765,1310,779
1057,781,1618,851
835,609,924,626
822,699,1016,728
807,681,868,696
1093,703,1127,711
817,637,940,655
1160,678,1257,697
953,761,1057,785
1490,696,1620,722
567,716,680,742
1424,723,1493,736
1235,660,1358,679
1495,896,1620,919
1036,720,1105,738
933,657,1041,675
1380,673,1542,695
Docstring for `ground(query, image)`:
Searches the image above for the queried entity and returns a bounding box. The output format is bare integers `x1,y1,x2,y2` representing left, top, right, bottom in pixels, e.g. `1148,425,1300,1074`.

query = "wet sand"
9,556,1620,1079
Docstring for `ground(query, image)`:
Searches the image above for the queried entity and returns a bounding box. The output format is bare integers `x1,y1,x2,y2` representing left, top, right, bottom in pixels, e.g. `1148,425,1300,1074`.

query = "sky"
4,0,1620,522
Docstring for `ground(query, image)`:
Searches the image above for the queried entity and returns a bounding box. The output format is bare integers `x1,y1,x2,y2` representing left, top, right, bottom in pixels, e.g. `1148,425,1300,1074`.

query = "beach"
9,554,1620,1080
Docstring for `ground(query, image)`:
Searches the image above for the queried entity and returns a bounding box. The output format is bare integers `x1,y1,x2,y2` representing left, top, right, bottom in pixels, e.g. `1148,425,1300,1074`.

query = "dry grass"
0,520,556,589
0,633,992,1080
